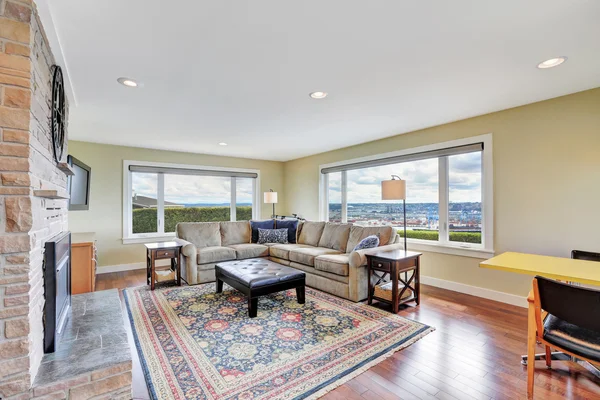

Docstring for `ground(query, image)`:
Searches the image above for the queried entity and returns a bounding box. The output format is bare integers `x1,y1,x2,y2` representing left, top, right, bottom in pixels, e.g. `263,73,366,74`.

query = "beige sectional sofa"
176,220,402,302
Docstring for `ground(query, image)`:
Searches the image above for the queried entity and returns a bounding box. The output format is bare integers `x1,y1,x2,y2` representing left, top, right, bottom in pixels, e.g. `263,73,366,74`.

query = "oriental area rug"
124,284,433,400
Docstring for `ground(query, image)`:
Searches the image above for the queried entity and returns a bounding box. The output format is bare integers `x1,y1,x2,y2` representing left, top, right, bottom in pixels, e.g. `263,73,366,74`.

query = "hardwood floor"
97,270,600,400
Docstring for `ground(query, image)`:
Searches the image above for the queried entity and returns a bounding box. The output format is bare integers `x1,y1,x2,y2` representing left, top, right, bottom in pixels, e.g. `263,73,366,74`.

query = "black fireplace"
43,231,71,353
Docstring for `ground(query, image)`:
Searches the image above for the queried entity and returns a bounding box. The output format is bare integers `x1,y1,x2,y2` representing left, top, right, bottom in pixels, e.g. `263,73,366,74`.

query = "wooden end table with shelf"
145,241,183,290
366,250,422,313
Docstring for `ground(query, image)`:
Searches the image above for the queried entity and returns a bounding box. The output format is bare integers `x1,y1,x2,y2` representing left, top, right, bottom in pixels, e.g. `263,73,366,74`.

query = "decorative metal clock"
51,65,65,163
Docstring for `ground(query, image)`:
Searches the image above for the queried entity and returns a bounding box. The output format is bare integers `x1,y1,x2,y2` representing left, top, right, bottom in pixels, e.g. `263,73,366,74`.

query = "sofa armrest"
348,243,405,269
177,239,198,284
178,238,197,258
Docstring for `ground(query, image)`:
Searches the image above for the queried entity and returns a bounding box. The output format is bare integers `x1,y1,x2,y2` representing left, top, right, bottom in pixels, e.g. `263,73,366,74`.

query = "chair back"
535,276,600,332
571,250,600,262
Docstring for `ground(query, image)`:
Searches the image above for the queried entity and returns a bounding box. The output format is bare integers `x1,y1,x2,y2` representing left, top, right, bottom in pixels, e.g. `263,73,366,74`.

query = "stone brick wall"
31,361,132,400
0,1,69,398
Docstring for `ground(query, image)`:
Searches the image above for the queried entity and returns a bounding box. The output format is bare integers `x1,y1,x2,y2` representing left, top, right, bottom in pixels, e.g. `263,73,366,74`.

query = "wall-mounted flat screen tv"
67,155,91,211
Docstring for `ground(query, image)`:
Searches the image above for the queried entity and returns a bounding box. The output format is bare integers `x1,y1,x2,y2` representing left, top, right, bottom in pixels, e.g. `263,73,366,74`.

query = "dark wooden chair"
527,276,600,398
572,249,600,262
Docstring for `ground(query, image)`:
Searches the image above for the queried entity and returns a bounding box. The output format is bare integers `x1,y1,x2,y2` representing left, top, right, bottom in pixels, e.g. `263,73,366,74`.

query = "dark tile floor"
34,289,131,386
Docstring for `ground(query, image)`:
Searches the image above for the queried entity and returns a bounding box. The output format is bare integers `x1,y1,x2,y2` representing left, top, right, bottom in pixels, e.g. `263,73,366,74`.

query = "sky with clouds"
132,174,254,205
329,152,481,204
131,152,481,206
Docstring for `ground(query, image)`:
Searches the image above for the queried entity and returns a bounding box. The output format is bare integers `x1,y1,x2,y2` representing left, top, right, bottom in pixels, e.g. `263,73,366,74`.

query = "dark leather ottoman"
215,259,306,318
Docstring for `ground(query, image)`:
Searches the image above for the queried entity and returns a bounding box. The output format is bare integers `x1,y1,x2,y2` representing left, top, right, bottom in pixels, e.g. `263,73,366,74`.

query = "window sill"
122,235,176,245
407,240,495,259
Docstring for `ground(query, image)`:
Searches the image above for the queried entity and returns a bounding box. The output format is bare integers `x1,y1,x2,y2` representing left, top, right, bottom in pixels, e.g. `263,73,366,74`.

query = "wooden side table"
145,241,183,290
366,250,422,313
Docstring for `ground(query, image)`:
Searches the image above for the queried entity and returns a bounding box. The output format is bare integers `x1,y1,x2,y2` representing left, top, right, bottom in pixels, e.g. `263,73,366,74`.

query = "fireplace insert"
43,231,71,353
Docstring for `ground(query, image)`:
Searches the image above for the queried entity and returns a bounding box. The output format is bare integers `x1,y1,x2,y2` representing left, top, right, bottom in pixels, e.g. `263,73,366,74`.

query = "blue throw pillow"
257,228,289,244
353,234,380,251
250,220,275,243
275,219,299,244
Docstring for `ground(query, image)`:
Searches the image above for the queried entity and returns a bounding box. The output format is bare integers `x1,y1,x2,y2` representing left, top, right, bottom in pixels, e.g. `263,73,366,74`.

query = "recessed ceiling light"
218,142,228,146
309,91,328,99
117,77,139,87
537,57,567,69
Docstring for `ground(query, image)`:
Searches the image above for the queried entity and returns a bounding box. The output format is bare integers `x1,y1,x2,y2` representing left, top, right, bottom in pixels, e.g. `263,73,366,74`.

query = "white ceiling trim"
35,0,77,106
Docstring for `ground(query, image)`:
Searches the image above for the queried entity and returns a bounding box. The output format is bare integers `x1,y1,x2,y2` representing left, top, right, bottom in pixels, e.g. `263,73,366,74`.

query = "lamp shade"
264,191,278,204
381,178,406,200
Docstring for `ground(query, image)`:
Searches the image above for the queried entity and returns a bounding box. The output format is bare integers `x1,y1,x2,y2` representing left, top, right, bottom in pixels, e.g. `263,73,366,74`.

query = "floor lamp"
381,175,407,252
264,189,278,218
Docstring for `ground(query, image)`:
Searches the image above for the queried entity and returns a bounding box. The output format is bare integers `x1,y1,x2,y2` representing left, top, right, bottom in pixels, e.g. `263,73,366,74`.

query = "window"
124,161,259,243
235,177,254,221
319,134,493,257
327,172,342,222
448,152,482,244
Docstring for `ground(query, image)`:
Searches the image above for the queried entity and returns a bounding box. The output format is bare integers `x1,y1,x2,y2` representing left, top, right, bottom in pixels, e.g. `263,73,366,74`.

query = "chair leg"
545,346,552,369
527,300,537,399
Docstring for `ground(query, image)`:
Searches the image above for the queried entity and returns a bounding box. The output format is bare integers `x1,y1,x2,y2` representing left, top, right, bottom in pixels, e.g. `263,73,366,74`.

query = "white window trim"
319,133,494,258
122,160,261,244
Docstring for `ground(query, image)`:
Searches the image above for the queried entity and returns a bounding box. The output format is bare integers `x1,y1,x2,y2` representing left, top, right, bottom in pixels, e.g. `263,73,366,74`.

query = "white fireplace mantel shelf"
33,189,70,200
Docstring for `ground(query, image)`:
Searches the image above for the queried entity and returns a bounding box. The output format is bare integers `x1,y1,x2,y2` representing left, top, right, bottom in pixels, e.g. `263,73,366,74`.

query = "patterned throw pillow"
250,220,275,243
257,228,289,244
353,234,380,251
275,219,299,244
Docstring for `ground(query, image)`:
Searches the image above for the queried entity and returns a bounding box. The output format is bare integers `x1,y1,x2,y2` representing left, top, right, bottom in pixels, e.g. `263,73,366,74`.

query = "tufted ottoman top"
216,259,305,289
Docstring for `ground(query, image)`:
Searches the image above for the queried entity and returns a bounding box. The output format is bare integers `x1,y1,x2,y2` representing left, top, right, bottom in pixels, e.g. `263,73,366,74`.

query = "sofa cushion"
227,243,269,259
289,247,342,267
289,262,349,284
197,246,236,264
177,222,221,248
220,221,251,246
346,225,394,252
353,234,380,251
269,244,313,260
297,221,326,247
318,223,352,252
258,228,288,244
250,220,275,243
275,219,299,244
314,254,350,277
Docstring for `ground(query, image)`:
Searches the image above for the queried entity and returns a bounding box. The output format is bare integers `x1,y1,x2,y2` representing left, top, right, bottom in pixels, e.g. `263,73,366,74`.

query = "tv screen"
67,155,91,211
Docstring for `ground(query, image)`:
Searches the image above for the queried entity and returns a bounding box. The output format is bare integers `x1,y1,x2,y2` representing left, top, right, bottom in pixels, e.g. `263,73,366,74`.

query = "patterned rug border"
124,289,160,400
124,286,435,400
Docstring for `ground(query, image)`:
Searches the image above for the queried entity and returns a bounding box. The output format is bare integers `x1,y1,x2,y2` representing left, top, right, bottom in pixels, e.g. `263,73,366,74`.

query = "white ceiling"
41,0,600,162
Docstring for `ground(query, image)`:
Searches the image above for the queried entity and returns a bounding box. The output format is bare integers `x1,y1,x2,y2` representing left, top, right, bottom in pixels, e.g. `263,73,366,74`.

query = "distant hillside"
181,203,252,207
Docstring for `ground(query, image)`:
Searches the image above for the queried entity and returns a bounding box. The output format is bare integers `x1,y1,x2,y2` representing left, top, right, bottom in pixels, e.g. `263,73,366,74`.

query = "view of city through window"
328,152,482,244
131,173,254,234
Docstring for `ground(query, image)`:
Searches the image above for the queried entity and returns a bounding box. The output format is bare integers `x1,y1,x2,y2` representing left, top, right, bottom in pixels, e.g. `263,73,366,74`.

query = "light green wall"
68,142,285,267
69,88,600,298
283,88,600,297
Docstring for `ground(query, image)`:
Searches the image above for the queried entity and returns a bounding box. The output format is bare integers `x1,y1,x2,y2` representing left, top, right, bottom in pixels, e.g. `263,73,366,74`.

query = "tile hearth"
32,289,132,398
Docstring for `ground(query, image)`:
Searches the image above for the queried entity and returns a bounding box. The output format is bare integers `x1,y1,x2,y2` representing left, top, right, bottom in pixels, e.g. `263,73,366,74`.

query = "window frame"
319,134,494,258
123,160,261,244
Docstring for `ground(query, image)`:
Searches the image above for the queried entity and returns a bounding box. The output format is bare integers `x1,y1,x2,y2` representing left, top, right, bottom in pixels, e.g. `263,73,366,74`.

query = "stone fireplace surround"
0,1,132,398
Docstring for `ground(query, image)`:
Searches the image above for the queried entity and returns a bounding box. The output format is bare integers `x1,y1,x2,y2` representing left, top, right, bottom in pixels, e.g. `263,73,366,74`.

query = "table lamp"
264,189,278,218
381,175,407,251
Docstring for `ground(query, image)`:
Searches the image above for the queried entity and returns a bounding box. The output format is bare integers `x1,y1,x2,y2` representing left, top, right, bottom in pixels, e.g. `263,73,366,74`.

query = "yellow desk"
480,251,600,383
480,251,600,286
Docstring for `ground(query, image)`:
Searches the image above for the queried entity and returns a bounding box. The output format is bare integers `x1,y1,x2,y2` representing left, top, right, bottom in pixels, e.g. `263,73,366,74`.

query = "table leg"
367,262,373,305
248,297,258,318
146,252,150,285
176,252,182,286
391,265,399,313
296,286,305,304
526,295,536,398
415,256,421,305
216,278,223,293
150,254,155,290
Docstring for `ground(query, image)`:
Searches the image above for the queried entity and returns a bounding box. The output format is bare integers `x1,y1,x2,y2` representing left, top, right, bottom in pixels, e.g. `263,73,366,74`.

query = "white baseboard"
421,276,527,308
96,260,171,274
